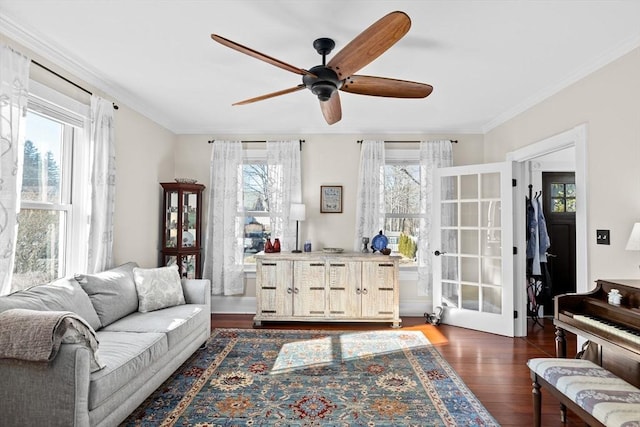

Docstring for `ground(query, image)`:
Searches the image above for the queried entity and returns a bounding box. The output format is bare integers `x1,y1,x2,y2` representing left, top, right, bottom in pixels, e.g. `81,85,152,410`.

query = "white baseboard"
399,300,432,317
211,296,257,314
211,296,431,318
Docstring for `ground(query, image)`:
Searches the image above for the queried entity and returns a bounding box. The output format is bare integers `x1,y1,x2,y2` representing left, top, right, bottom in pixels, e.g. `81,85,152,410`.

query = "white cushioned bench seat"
528,358,640,427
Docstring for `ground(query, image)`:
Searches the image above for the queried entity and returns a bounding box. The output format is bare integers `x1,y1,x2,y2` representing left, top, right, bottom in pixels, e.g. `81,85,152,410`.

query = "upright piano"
555,279,640,387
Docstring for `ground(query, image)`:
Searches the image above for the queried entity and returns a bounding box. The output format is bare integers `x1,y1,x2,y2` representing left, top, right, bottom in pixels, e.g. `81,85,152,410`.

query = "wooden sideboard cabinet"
254,252,401,327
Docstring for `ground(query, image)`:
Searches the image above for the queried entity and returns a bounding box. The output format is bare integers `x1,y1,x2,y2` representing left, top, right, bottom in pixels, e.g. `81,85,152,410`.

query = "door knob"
434,250,446,256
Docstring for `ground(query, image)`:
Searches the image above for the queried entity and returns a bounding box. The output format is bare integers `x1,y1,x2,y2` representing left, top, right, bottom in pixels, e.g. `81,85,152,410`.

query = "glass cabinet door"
165,191,179,248
182,192,198,248
164,254,199,279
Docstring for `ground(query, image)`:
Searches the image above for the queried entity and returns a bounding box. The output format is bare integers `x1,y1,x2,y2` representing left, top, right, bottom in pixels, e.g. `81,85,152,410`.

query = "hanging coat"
536,196,551,263
526,197,537,259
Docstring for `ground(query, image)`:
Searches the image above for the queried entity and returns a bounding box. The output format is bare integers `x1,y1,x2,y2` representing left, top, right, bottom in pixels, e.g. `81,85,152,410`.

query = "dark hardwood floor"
211,314,583,426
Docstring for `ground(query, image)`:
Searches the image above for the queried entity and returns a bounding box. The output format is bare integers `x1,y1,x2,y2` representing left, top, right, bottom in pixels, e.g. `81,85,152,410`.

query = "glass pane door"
433,162,514,337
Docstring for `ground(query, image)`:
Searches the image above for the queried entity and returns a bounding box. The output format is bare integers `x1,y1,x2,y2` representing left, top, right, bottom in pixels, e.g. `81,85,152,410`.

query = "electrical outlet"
596,229,610,245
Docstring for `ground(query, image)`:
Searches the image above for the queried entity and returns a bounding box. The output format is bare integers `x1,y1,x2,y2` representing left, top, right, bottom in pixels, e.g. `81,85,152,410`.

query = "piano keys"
572,314,640,345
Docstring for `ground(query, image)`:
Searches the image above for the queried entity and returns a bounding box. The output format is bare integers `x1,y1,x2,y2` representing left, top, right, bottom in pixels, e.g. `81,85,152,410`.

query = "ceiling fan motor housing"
303,65,343,101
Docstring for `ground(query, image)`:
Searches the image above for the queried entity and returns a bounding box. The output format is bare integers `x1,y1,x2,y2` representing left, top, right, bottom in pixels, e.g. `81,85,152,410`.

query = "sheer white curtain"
417,140,453,296
266,140,301,252
0,45,30,295
353,140,385,251
86,95,116,273
203,141,244,295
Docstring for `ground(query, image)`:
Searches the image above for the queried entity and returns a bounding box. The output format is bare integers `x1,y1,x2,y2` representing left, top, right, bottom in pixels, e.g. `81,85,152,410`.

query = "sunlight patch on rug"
271,330,430,374
122,328,498,426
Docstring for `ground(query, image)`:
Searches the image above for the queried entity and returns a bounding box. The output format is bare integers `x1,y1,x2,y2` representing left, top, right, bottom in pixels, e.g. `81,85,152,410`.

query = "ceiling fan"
211,11,433,125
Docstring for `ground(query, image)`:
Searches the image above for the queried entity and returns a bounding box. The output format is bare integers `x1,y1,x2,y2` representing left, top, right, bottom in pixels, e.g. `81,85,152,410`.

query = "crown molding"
1,14,115,97
0,12,180,133
482,34,640,134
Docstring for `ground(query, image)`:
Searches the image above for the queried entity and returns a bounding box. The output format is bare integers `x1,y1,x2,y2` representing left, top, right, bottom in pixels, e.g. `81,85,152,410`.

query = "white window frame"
18,81,90,281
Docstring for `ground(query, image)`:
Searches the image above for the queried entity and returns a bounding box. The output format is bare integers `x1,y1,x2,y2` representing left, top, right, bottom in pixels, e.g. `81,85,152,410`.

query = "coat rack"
526,184,543,327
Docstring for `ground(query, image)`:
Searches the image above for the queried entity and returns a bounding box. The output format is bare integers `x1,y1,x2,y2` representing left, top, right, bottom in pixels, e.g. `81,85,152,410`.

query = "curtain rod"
356,139,457,144
207,139,306,150
32,60,119,110
207,139,305,143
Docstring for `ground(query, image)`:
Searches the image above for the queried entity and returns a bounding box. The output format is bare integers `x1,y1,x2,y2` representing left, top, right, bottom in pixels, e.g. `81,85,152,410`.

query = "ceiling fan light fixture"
311,81,337,101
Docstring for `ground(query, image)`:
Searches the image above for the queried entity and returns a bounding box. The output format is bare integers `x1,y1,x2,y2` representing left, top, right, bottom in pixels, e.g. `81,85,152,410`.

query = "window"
384,150,421,266
239,144,300,267
11,82,89,291
242,161,271,264
550,182,576,213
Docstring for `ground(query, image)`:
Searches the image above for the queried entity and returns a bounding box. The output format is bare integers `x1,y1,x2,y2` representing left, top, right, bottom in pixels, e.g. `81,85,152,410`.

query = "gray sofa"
0,262,211,427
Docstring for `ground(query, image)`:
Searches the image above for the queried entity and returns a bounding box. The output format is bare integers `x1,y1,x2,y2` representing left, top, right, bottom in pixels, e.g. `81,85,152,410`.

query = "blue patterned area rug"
122,328,498,426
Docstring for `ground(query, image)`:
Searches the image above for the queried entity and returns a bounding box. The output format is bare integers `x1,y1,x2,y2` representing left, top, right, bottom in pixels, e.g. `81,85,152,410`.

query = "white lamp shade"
290,203,306,221
625,223,640,251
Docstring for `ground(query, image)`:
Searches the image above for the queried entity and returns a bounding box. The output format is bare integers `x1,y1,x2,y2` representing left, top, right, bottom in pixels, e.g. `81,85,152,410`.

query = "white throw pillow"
133,265,185,313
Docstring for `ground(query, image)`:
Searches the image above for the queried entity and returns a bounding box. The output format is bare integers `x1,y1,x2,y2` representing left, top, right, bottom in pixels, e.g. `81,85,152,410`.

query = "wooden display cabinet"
160,182,205,279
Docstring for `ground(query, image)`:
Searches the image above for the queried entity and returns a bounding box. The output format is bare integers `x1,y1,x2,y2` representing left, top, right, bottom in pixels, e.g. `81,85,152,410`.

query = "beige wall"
111,106,176,267
176,133,484,312
176,133,483,251
485,47,640,282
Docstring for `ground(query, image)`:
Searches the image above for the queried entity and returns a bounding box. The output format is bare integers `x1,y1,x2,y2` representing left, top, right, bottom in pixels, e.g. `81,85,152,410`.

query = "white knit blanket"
0,308,104,372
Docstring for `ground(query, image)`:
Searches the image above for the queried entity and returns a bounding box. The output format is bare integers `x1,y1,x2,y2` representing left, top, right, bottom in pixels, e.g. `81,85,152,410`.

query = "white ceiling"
2,0,640,135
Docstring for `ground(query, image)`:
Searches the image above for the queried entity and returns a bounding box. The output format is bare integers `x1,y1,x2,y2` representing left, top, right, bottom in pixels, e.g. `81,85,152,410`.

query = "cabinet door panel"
362,261,397,318
257,260,293,317
328,262,361,317
294,261,326,316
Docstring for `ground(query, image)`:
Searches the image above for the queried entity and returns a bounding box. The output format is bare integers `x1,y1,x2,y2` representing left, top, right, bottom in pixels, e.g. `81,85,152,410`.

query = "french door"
432,162,515,337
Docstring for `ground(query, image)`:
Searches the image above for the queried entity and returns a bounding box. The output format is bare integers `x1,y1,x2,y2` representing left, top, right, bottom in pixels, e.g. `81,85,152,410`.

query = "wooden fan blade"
320,92,342,125
233,85,305,106
341,75,433,98
327,11,411,79
212,34,312,76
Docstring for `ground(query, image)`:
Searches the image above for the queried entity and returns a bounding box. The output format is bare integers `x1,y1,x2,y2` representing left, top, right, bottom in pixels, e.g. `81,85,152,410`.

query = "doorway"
507,124,588,337
541,172,577,315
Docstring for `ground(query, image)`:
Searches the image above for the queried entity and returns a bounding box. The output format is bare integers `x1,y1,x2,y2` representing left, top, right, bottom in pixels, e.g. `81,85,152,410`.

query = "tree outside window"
383,163,421,265
242,163,271,263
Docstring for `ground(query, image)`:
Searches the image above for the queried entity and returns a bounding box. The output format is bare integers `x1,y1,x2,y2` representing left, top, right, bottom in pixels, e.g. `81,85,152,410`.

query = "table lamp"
626,222,640,248
290,203,306,253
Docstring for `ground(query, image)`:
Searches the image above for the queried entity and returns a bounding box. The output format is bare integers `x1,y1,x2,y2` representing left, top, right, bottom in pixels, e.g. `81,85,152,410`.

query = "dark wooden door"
541,172,576,315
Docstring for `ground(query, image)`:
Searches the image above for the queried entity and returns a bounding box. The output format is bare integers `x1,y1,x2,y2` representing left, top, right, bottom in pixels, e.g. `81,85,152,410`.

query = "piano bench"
528,358,640,427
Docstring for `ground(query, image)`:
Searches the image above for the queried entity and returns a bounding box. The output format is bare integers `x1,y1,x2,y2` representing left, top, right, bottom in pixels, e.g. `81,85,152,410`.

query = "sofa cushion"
0,278,101,331
133,265,185,313
76,262,139,327
102,304,207,349
90,331,167,410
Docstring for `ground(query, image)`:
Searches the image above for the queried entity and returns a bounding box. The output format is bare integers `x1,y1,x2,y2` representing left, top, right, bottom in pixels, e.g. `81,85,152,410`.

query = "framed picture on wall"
320,185,343,213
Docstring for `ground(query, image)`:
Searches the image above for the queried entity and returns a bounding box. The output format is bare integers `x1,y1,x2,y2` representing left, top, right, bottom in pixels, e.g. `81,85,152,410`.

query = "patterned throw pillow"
133,265,186,313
